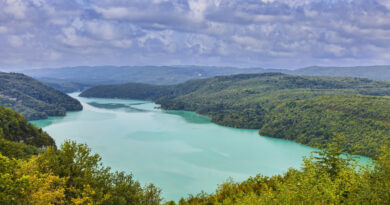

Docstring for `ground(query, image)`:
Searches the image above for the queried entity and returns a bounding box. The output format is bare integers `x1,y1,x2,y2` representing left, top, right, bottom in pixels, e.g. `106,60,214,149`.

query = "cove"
31,93,363,201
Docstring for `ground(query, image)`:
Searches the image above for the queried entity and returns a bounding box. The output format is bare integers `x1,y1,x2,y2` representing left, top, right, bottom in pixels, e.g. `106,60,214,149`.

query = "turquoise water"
31,93,368,201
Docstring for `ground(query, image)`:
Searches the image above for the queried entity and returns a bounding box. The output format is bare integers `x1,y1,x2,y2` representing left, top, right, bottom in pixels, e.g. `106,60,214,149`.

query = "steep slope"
0,72,82,120
0,105,55,158
81,73,390,157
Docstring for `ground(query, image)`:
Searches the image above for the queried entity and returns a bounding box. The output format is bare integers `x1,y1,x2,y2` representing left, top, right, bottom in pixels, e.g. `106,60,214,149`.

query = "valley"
81,73,390,157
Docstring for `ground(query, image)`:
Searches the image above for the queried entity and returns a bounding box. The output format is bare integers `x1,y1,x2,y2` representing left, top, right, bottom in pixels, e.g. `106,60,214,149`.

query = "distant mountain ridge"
0,72,82,120
22,65,267,92
20,65,390,92
289,65,390,80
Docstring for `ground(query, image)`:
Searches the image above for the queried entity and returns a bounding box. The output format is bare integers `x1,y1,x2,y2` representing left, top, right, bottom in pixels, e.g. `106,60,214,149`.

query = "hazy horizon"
3,64,390,73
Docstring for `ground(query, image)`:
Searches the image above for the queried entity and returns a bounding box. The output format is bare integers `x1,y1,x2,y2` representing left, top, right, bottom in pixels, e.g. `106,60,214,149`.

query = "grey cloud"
0,0,390,69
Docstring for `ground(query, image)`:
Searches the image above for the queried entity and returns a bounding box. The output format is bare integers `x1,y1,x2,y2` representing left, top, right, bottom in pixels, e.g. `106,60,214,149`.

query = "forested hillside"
0,105,55,158
81,73,390,157
0,72,82,120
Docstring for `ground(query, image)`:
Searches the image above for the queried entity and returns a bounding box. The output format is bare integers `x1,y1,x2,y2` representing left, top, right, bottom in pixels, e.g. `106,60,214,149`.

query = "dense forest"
20,65,390,92
0,105,54,158
81,73,390,157
1,105,390,204
0,72,82,120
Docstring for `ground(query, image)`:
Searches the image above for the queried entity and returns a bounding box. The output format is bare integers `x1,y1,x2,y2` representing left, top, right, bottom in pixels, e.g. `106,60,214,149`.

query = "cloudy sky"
1,0,390,69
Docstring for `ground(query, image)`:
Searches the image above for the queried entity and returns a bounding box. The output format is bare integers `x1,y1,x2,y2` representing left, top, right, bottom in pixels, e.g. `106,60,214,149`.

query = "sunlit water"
31,93,370,201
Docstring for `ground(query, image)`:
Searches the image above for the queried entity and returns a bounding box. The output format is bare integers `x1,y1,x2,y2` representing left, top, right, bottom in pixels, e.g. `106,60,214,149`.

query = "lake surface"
32,93,327,200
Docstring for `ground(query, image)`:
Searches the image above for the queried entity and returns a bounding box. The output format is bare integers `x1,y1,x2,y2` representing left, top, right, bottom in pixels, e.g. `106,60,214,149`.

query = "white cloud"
94,7,130,19
112,39,133,48
232,35,261,47
7,34,34,48
324,44,346,57
8,35,24,47
86,20,118,40
188,0,208,22
45,50,62,60
71,18,84,30
49,18,68,26
0,26,8,34
378,0,390,9
57,27,98,47
4,0,27,19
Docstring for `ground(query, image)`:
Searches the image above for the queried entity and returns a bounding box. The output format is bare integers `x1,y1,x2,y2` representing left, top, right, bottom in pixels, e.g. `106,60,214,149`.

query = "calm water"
31,93,364,201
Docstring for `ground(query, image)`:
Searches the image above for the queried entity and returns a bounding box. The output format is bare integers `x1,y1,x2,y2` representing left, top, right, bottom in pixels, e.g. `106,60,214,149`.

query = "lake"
32,93,337,201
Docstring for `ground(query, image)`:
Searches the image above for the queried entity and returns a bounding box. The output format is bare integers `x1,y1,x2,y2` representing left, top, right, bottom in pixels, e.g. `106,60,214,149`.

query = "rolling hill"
0,72,82,120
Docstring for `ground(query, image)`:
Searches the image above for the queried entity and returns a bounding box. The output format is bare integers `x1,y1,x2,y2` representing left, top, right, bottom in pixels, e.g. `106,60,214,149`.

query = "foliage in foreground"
0,141,162,205
178,138,390,205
